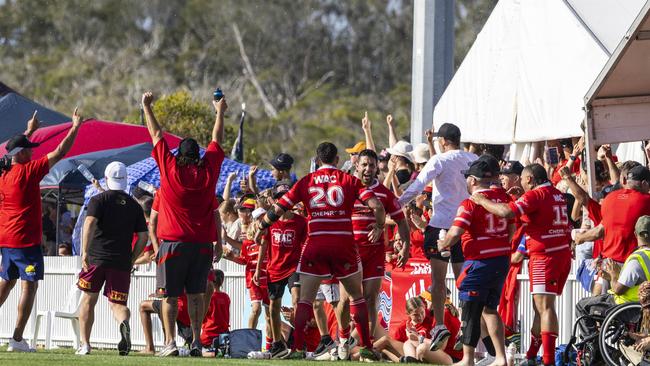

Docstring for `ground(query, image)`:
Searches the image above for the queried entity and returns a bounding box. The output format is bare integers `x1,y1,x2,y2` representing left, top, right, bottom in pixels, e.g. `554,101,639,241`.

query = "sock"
482,336,495,357
526,333,542,360
541,331,558,365
339,326,351,342
321,334,333,344
265,336,272,351
350,298,371,348
293,301,313,351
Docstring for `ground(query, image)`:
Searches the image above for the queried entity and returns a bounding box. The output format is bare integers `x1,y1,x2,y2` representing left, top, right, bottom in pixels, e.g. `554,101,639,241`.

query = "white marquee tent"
433,0,648,151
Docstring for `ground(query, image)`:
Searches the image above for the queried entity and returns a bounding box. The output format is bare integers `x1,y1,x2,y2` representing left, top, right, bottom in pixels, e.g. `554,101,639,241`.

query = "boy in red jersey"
471,163,571,366
254,180,307,359
338,148,411,355
438,155,513,366
255,142,386,361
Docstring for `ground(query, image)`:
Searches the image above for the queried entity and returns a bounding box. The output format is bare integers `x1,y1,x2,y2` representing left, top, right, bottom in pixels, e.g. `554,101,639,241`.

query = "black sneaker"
189,341,202,357
270,341,290,359
118,321,131,356
314,337,336,358
429,324,451,352
399,355,421,363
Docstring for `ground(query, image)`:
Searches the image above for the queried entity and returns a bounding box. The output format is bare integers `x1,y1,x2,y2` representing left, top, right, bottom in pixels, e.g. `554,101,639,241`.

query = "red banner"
378,259,433,334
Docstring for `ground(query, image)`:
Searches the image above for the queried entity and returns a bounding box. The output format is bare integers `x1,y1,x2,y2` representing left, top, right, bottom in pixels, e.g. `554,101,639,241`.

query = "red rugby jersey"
264,214,308,282
507,183,571,256
277,165,375,240
240,239,268,288
453,188,513,260
352,180,405,246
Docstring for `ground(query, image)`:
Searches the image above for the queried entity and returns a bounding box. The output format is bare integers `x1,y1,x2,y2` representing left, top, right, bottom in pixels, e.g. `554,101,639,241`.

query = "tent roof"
584,1,650,146
0,82,18,98
0,93,70,142
0,119,182,159
432,0,647,144
40,142,154,192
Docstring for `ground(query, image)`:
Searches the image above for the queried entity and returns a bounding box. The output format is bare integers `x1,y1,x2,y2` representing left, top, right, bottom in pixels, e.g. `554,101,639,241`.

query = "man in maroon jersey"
255,142,386,361
337,149,411,353
438,155,513,366
471,163,571,366
254,180,308,359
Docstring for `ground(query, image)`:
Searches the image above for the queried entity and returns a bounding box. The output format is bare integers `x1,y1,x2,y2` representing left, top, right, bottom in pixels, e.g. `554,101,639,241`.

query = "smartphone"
546,147,560,165
213,87,224,101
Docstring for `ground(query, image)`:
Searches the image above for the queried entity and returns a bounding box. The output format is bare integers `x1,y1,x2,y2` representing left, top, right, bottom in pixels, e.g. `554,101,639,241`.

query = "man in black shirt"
76,162,148,356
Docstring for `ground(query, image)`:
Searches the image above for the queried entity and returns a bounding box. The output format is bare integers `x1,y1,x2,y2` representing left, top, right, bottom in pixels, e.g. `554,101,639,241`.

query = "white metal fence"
0,257,589,352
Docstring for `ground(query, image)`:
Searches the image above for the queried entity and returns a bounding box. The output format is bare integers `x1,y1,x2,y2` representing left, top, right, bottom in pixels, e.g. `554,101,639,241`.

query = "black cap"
627,165,650,182
433,123,461,143
178,138,200,160
500,160,524,175
5,134,39,155
462,155,500,178
270,153,294,171
273,180,293,199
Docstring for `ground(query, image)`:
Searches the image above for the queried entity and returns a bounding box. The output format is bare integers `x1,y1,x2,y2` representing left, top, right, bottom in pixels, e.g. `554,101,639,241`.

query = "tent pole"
584,108,597,196
55,188,61,255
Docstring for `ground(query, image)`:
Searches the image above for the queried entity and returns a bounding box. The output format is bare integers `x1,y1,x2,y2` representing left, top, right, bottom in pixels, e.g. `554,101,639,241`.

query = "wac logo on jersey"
271,229,296,247
313,175,338,184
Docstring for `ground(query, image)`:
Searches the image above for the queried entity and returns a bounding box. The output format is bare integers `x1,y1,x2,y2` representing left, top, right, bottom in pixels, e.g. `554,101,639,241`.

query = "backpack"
212,329,262,358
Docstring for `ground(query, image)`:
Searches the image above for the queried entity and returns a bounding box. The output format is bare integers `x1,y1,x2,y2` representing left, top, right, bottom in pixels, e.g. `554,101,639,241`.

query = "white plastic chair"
29,281,82,349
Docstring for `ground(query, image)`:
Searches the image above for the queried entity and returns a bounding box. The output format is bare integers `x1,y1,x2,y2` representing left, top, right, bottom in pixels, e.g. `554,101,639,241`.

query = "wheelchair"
566,302,642,366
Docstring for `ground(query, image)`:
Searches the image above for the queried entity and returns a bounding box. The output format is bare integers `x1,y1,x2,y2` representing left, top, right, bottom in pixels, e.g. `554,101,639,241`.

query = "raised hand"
425,129,434,143
72,107,84,128
213,97,228,114
386,114,393,127
142,92,154,108
362,111,371,131
572,137,585,157
227,172,237,183
249,165,258,177
26,110,39,135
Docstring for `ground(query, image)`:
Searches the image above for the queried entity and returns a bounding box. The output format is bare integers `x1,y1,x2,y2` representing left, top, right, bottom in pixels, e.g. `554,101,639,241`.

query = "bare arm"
471,193,515,219
213,209,223,261
253,237,268,286
386,114,398,148
141,92,163,146
367,197,386,243
224,173,237,202
212,98,228,144
24,111,39,137
362,111,376,152
81,216,98,271
425,129,436,157
511,251,525,264
438,225,464,251
395,218,411,267
248,166,259,195
132,231,149,265
601,145,619,184
575,224,604,244
149,209,159,255
47,108,83,168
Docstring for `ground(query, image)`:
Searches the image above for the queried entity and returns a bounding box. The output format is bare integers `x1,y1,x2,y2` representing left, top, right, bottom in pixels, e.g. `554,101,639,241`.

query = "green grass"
0,347,344,365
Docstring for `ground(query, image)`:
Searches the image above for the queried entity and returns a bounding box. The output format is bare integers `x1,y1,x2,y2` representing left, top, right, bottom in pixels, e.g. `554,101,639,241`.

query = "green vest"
613,247,650,304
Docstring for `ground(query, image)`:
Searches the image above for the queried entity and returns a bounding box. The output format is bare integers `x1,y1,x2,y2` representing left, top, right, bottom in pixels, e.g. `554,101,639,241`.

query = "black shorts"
423,226,464,263
267,272,300,300
156,241,212,297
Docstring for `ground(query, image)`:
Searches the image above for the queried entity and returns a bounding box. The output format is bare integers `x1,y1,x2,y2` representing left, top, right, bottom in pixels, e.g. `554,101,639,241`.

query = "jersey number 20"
309,186,344,208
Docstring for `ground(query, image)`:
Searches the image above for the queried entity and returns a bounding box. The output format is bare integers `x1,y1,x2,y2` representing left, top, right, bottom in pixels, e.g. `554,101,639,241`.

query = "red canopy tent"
0,119,182,159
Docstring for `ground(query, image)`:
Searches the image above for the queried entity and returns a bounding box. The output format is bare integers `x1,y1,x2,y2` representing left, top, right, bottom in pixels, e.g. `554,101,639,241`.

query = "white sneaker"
75,344,91,355
7,338,35,352
338,338,357,361
156,342,179,357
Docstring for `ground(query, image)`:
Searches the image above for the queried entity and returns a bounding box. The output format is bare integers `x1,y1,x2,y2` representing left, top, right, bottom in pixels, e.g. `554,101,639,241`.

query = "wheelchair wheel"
598,302,642,366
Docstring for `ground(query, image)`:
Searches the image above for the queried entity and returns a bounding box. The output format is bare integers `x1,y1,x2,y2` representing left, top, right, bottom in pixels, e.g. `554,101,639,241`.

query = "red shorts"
77,264,131,305
528,253,571,295
359,245,385,281
297,238,360,280
249,283,270,306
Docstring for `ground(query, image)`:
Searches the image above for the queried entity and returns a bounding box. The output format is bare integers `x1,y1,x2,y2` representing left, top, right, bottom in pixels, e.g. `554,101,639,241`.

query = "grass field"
0,347,343,366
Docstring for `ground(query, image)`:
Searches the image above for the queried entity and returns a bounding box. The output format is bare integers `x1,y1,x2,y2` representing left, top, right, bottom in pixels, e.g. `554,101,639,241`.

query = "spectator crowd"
1,92,650,366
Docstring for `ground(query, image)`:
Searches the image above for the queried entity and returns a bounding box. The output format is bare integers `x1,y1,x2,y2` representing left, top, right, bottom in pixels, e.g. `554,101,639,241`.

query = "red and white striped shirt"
277,166,375,239
352,180,404,246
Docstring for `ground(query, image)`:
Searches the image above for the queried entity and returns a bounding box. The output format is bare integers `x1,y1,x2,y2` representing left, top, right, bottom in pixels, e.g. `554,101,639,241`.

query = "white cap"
411,143,430,164
252,207,266,220
386,140,413,162
104,161,128,191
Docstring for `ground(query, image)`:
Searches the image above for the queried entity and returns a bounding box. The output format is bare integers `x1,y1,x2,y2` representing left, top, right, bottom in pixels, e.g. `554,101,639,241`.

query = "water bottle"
137,180,157,195
77,164,95,183
439,229,451,257
506,342,517,366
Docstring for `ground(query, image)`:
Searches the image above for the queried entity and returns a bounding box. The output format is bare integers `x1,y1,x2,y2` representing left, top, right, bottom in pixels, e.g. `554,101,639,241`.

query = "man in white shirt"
398,123,477,351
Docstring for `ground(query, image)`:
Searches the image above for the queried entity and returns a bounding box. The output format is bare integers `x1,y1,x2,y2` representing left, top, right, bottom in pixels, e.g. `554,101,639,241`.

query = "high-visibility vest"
613,247,650,304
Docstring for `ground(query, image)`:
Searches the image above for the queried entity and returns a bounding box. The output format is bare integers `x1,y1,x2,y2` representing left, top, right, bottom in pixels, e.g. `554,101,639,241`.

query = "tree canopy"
0,0,496,174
